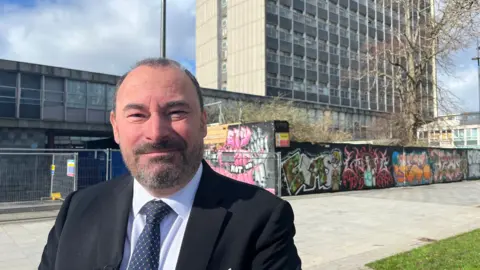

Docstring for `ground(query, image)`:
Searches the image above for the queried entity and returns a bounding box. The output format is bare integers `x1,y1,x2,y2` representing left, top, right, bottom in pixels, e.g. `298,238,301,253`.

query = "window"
305,16,316,27
329,45,338,54
44,76,64,106
293,12,304,23
221,0,227,7
361,92,368,101
267,52,278,62
318,40,327,51
87,83,106,108
306,60,315,71
266,24,277,38
279,55,292,65
279,79,293,89
279,6,292,18
329,2,338,12
339,26,348,37
306,80,316,92
318,20,328,31
222,39,228,49
293,79,304,91
0,70,17,118
359,16,366,25
306,36,316,49
341,89,349,99
67,79,87,108
330,67,339,75
340,47,349,58
317,0,326,9
266,1,277,14
266,76,278,87
351,89,359,100
106,85,116,110
318,64,328,73
20,73,41,119
279,29,292,42
221,62,227,73
318,83,328,94
293,58,304,68
293,33,304,45
222,18,227,28
329,24,338,34
330,88,339,97
339,7,348,18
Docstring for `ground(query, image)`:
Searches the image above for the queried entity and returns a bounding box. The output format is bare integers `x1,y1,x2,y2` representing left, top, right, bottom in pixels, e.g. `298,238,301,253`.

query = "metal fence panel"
0,152,77,203
109,149,129,179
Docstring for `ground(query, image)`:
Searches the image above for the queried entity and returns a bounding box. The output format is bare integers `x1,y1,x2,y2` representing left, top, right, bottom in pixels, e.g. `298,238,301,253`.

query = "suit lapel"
176,161,227,270
95,175,134,269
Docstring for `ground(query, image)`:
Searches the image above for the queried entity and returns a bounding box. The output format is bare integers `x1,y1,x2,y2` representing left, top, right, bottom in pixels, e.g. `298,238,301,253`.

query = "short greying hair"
112,57,203,112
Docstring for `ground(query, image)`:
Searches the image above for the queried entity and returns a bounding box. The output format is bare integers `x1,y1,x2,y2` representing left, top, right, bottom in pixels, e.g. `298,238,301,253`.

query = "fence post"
74,152,78,191
276,152,282,197
105,149,110,181
50,154,55,198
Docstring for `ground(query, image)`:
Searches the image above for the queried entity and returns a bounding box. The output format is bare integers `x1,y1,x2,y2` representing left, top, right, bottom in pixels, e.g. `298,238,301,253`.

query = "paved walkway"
1,181,480,269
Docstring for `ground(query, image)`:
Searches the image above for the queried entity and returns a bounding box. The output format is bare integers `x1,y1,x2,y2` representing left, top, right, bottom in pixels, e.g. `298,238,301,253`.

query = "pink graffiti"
225,127,252,149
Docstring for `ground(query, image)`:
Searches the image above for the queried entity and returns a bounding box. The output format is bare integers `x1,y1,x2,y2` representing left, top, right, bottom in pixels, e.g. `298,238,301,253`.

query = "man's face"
110,65,207,191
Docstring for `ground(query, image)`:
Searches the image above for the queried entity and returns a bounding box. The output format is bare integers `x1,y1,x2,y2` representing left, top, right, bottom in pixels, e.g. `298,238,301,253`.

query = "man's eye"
128,113,145,118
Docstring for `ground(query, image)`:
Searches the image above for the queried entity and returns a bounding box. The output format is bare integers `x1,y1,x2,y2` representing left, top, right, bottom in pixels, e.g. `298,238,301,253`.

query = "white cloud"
0,0,196,76
439,66,479,113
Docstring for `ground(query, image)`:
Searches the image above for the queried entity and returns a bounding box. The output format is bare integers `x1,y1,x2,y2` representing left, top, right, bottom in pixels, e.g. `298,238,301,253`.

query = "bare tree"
205,96,352,143
350,0,480,145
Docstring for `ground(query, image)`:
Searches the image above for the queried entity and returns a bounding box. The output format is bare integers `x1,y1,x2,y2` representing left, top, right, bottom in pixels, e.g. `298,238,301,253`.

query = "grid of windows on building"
0,70,115,121
264,0,433,114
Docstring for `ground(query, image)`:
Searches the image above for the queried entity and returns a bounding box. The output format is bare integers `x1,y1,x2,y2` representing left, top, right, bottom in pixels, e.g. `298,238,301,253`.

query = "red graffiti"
342,146,394,190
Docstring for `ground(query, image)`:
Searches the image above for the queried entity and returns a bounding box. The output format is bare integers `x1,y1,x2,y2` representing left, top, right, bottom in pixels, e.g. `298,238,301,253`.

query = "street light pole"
472,38,480,112
160,0,167,58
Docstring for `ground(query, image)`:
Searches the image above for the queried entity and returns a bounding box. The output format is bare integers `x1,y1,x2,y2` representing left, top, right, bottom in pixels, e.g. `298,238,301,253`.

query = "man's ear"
201,110,208,138
110,111,120,145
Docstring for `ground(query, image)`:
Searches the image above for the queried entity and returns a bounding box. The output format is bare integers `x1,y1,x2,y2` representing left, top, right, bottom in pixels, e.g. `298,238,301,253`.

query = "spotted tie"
127,200,172,270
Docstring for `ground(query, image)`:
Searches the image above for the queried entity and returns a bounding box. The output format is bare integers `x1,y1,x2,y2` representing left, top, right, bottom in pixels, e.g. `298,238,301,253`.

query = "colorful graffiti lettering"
468,150,480,179
204,123,276,193
281,149,342,195
392,151,432,186
342,146,394,190
429,149,467,183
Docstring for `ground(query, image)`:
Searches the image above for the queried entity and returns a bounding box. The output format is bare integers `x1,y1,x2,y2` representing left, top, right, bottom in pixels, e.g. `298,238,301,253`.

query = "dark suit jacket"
38,160,302,270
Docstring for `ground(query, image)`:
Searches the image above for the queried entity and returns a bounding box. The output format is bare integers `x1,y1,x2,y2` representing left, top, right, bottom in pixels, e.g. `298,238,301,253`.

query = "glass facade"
264,0,434,116
0,70,115,124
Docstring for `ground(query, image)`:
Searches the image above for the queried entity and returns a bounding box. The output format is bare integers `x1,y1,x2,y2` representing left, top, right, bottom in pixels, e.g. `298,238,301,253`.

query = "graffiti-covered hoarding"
204,121,288,194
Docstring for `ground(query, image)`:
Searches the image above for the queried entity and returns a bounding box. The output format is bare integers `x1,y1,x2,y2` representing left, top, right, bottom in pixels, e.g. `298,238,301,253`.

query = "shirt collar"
132,162,203,219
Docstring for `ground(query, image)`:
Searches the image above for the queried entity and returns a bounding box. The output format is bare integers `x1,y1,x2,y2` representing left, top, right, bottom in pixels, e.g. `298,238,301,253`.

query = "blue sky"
0,0,478,113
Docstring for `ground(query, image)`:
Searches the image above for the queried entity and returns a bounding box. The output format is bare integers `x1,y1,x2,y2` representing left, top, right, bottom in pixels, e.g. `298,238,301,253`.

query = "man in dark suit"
38,58,302,270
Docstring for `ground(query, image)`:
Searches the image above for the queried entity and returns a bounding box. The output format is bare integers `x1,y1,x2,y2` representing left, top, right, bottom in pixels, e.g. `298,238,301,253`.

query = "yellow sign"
205,124,230,145
275,132,290,147
51,192,62,200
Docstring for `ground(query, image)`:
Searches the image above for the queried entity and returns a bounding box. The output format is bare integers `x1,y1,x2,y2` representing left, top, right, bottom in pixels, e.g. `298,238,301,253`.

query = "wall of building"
225,0,266,95
0,127,45,148
196,0,220,89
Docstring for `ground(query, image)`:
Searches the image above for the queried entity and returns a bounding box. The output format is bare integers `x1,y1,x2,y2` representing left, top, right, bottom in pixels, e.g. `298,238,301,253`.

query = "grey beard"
132,143,204,190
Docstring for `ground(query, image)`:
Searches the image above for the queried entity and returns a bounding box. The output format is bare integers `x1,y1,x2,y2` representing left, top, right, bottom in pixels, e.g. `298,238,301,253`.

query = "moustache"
133,139,186,155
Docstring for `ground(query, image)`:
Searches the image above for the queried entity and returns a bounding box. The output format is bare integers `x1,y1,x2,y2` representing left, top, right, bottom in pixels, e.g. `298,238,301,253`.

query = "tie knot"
143,200,171,224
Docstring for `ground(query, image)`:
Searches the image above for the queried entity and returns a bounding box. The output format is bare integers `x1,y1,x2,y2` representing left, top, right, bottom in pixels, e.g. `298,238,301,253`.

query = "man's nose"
143,114,172,141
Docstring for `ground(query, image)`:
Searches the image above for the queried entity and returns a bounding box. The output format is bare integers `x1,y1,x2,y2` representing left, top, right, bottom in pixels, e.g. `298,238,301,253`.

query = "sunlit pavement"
2,181,480,270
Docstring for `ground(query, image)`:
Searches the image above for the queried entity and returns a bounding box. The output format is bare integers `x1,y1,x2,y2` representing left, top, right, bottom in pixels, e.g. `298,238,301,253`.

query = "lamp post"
160,0,167,58
471,38,480,112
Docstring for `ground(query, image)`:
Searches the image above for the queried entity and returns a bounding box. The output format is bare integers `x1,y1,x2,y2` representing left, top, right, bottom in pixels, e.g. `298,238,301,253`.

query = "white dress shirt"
119,163,203,270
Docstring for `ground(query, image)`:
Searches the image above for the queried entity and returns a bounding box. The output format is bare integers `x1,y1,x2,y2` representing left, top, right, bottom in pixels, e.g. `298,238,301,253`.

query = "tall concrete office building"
196,0,437,121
